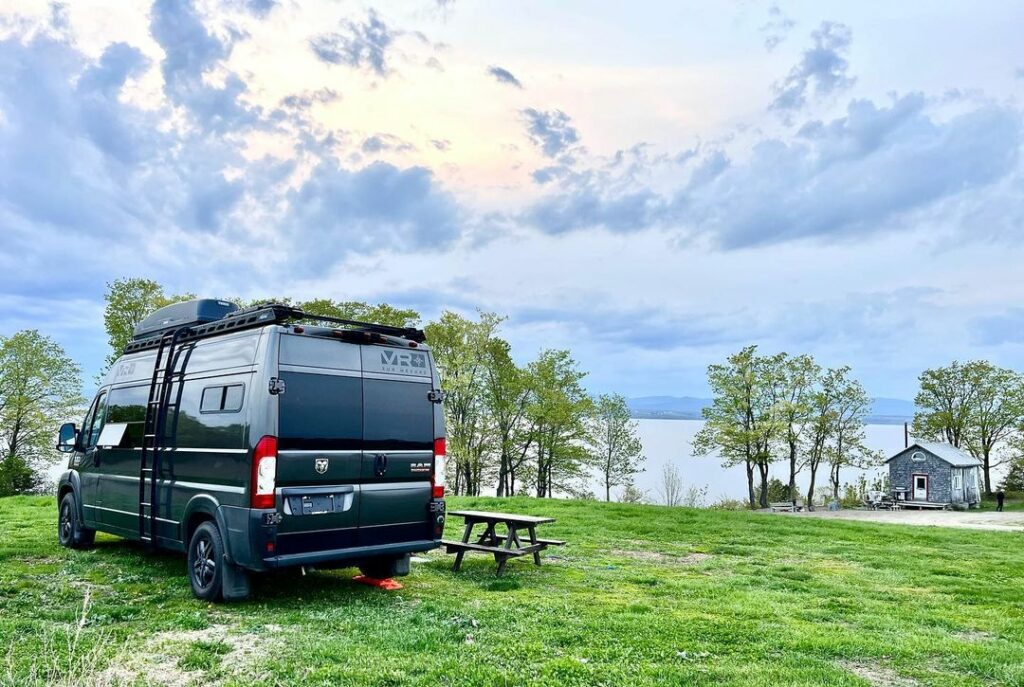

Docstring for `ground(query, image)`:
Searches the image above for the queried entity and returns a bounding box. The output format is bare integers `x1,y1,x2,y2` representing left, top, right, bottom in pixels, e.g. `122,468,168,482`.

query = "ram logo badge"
314,458,328,474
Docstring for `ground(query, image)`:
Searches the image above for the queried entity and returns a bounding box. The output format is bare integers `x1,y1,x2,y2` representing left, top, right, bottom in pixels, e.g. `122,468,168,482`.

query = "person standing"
996,489,1006,512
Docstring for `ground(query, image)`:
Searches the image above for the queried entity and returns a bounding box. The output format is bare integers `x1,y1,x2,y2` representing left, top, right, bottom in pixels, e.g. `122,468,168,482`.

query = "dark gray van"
56,300,447,601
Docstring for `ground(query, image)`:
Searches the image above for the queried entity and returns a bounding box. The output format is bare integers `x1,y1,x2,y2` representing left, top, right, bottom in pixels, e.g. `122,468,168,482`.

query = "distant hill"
627,396,915,425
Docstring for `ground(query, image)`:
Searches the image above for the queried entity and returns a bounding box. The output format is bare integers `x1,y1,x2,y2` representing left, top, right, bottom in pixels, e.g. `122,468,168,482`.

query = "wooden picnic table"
442,510,565,576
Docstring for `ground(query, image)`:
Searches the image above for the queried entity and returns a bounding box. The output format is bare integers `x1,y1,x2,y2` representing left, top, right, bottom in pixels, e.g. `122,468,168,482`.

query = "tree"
483,338,534,496
0,331,83,495
424,311,503,496
777,354,819,501
693,346,783,508
658,463,685,506
914,360,1024,494
803,367,855,509
589,393,644,502
527,349,593,498
999,456,1024,492
299,298,419,327
825,375,875,499
102,278,194,368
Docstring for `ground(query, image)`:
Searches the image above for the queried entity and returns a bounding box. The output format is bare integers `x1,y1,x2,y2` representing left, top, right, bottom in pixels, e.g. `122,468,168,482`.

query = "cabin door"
913,474,928,501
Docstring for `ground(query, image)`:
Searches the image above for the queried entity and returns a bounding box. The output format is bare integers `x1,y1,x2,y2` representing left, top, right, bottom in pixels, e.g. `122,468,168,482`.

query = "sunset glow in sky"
2,1,1023,398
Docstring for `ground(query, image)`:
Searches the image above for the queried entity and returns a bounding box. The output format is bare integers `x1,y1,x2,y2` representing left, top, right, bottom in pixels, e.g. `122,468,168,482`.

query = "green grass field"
2,495,1023,687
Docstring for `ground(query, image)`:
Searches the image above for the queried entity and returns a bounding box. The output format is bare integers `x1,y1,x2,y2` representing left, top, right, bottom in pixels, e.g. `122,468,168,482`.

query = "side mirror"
57,423,77,453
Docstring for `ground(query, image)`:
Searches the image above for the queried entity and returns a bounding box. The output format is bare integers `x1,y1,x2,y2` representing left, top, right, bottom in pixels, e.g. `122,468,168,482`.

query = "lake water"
44,419,908,503
612,419,906,504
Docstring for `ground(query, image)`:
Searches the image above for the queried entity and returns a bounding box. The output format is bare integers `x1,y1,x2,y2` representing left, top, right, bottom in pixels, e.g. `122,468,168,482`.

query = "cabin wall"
889,452,952,503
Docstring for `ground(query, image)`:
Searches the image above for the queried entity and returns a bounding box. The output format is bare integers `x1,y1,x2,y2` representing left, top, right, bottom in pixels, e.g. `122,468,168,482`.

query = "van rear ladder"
138,327,190,547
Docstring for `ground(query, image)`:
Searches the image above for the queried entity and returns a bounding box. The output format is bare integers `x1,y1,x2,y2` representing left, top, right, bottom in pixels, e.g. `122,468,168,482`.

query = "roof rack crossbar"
122,302,425,354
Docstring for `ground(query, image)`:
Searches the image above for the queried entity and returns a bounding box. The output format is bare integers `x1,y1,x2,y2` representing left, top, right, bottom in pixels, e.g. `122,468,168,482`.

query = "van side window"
200,384,244,413
107,385,149,447
82,391,108,449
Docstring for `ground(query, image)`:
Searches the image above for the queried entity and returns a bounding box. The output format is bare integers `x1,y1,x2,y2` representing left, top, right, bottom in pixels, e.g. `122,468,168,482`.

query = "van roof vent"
131,299,239,341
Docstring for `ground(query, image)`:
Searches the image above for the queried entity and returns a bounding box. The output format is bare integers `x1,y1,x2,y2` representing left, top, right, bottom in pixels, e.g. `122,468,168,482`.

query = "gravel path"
774,508,1024,532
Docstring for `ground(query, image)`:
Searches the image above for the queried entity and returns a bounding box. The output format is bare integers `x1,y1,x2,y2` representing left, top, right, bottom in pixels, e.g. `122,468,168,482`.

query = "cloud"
972,309,1024,346
521,108,579,158
431,138,450,151
284,161,461,269
771,21,854,113
310,10,394,76
149,0,260,131
524,94,1022,247
361,133,415,154
760,4,795,51
487,65,522,88
278,87,339,110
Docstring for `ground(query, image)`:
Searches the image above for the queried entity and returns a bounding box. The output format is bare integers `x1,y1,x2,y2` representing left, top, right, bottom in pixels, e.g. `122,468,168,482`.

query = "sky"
1,0,1023,400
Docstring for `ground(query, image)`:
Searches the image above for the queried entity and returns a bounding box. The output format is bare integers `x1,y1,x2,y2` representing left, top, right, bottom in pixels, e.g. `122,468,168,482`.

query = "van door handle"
374,453,388,477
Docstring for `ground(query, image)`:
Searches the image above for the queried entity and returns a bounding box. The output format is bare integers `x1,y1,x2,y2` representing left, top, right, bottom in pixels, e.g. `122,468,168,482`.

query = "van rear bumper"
260,539,439,569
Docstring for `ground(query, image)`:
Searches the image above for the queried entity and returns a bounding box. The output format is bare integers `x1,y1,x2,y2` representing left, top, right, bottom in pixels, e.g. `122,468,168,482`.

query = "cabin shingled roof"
886,440,982,467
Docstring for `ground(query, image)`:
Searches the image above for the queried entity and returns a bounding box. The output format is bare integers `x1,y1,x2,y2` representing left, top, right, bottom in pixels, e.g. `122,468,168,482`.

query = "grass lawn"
2,495,1023,686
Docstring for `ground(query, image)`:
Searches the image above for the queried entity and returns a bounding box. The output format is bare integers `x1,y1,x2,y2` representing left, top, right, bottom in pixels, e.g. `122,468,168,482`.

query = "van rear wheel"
58,493,95,549
188,522,226,602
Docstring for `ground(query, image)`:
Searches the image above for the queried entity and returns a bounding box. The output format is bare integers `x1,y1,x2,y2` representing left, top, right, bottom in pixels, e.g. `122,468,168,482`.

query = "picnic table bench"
769,501,804,512
442,510,565,575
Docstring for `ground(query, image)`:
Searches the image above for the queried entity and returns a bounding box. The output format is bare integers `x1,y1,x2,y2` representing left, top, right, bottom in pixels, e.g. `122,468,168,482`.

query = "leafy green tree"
914,360,1024,494
693,346,784,508
802,366,855,509
777,354,819,501
102,278,193,367
299,298,420,327
589,393,644,502
425,311,503,495
825,375,875,499
0,331,83,495
998,457,1024,492
527,349,593,498
483,338,535,496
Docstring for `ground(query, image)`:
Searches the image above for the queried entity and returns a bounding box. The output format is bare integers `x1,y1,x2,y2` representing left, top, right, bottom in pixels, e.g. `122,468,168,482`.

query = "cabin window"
911,451,926,462
952,471,962,491
200,384,245,413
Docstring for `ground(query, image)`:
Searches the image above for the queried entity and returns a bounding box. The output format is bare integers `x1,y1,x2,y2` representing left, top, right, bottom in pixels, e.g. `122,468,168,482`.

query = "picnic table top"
448,509,556,525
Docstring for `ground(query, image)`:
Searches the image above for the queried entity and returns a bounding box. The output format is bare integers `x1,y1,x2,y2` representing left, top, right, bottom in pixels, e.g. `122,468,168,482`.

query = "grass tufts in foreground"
1,495,1023,686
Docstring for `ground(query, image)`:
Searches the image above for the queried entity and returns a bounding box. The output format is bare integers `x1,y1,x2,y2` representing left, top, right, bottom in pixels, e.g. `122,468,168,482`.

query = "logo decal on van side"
379,350,430,376
314,458,328,474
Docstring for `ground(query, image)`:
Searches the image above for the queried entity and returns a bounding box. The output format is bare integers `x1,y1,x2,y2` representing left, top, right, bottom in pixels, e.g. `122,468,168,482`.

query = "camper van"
55,300,447,601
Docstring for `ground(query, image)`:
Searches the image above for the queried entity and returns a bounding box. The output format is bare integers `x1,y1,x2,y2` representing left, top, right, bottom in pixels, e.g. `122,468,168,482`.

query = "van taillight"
432,437,446,499
251,435,277,509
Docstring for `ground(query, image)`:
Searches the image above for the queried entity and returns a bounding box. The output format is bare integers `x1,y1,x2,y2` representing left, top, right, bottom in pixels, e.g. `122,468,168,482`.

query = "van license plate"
287,494,344,516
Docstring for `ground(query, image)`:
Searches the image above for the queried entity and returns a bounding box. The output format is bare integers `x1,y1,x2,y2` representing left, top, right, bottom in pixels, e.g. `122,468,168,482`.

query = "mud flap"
221,556,251,601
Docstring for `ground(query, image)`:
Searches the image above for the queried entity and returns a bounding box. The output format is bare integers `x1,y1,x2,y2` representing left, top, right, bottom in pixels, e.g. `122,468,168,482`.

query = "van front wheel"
58,493,95,549
188,522,226,602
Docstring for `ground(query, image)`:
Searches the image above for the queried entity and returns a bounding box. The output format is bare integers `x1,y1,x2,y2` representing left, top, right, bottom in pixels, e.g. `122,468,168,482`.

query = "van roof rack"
123,301,426,354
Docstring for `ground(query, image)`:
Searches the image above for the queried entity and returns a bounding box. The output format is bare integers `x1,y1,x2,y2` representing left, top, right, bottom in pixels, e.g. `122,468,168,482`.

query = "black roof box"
132,299,239,341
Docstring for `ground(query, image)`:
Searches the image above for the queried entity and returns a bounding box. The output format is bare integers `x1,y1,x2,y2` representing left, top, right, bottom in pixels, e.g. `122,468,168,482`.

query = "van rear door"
275,335,363,554
358,345,435,546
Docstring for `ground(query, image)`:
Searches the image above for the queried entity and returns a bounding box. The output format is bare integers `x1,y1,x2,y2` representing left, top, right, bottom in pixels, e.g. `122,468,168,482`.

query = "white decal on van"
379,350,430,376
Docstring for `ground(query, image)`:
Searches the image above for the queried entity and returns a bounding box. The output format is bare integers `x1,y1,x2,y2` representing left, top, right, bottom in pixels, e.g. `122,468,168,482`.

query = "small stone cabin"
886,441,983,508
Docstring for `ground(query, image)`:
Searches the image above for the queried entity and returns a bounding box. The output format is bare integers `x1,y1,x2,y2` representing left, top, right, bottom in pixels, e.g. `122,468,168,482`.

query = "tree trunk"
745,460,756,509
982,449,993,495
806,463,817,511
788,440,798,500
758,462,769,508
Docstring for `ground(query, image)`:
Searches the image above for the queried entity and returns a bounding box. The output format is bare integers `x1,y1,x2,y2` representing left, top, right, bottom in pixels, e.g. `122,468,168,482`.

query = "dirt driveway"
777,508,1024,532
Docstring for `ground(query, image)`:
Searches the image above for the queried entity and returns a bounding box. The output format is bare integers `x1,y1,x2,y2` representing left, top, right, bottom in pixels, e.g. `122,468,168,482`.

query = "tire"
358,556,400,580
187,522,226,602
58,493,95,549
